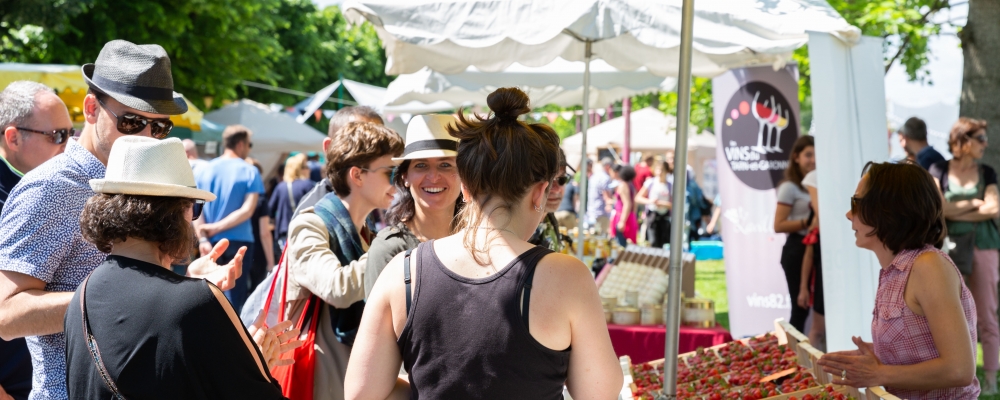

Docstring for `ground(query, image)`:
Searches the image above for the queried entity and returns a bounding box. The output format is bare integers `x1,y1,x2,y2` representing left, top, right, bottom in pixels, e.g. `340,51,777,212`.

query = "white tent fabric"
384,58,676,108
342,0,859,77
808,33,889,353
559,107,714,169
204,100,326,178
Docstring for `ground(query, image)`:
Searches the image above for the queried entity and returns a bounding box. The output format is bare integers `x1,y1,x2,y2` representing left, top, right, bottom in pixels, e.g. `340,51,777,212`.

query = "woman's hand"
249,311,303,371
188,239,243,291
817,336,882,388
797,285,811,309
617,221,626,231
655,200,671,209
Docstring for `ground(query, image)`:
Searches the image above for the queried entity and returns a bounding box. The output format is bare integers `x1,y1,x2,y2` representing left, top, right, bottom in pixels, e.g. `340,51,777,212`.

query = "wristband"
199,237,209,243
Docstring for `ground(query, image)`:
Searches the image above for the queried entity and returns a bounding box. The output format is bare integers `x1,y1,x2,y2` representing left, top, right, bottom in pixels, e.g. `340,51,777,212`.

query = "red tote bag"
262,245,321,400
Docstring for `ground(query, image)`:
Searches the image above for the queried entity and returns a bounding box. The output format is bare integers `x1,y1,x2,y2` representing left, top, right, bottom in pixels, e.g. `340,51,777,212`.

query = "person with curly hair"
64,137,300,399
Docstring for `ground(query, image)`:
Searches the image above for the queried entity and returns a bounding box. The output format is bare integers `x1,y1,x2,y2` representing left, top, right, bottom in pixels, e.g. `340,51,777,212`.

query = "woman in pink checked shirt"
817,162,979,399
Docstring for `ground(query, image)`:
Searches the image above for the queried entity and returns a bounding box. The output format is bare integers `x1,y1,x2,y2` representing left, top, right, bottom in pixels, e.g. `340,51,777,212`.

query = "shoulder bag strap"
80,274,127,400
404,249,413,317
286,181,298,211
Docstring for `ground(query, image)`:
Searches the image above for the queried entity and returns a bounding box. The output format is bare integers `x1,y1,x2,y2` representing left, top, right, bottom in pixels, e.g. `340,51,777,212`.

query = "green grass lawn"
694,258,998,398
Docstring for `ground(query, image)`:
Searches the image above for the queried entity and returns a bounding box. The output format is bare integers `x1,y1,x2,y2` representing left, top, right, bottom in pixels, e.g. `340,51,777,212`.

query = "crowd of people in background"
0,37,994,400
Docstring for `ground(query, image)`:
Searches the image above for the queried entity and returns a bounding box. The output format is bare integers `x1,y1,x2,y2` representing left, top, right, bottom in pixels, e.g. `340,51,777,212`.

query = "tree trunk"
961,0,1000,169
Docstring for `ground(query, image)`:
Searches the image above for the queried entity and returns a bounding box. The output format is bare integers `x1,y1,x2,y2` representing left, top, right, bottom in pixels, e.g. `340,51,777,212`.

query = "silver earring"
534,205,542,212
404,181,410,187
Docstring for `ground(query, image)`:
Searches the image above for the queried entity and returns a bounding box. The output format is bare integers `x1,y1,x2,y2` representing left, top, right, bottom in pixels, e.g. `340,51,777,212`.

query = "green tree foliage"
0,0,388,111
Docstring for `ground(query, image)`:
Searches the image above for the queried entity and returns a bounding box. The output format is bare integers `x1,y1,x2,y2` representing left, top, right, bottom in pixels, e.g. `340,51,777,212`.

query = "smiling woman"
364,114,464,299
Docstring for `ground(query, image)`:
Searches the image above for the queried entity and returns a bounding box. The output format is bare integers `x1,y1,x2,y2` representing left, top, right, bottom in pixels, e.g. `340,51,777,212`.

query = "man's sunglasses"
192,199,205,221
555,174,573,186
96,96,174,139
16,127,74,145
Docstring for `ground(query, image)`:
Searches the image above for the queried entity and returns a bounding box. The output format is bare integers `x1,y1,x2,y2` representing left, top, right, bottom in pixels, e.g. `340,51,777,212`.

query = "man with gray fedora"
0,40,242,400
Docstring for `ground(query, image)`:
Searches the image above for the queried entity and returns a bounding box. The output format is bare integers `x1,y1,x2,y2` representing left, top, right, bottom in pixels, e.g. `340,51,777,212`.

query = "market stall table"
608,323,732,364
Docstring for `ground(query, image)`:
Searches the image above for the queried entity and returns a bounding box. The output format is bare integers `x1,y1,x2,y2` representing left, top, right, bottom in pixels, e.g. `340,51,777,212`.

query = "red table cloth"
607,323,733,364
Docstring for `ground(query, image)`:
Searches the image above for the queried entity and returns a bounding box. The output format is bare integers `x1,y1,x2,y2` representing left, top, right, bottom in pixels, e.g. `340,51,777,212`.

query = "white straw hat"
90,136,216,201
393,114,460,162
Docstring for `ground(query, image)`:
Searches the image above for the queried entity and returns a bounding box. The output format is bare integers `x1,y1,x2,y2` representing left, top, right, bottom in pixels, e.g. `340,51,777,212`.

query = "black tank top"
396,241,571,399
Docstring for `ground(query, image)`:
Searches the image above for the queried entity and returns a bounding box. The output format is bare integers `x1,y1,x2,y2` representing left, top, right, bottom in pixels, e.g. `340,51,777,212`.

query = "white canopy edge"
343,0,860,77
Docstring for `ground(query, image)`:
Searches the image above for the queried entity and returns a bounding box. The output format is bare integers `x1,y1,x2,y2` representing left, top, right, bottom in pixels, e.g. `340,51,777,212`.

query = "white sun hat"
393,114,460,162
90,136,216,201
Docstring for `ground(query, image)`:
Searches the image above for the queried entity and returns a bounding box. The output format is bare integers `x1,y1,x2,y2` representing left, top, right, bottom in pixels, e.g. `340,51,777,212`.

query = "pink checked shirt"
872,245,980,399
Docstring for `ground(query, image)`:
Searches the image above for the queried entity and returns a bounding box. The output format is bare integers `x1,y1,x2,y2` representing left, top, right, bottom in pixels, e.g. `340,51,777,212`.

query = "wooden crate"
609,245,696,298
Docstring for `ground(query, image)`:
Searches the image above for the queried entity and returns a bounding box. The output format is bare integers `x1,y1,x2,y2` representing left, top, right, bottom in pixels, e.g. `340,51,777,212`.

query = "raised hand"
188,239,243,291
249,310,304,371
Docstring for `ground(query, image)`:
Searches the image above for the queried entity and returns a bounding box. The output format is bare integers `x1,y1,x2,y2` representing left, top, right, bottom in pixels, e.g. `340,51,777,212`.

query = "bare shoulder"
368,248,415,304
910,250,962,291
536,253,595,287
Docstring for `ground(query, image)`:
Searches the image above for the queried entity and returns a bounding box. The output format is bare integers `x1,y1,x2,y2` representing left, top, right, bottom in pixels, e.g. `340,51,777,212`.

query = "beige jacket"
283,208,368,400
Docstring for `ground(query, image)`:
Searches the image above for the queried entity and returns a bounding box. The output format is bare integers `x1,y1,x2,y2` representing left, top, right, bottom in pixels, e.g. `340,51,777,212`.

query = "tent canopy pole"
575,40,593,261
664,0,696,395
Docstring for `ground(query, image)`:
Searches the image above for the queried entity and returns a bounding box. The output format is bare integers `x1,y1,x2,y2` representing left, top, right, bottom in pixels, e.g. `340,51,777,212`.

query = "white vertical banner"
713,65,800,338
807,32,888,352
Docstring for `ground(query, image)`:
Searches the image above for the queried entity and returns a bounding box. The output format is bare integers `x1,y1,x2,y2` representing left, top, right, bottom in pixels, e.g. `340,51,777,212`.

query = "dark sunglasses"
96,96,174,139
974,135,988,144
16,127,74,145
555,174,573,186
191,199,205,221
850,196,864,214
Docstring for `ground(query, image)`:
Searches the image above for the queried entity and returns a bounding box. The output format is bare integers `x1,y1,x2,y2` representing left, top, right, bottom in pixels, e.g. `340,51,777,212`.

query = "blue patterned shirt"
0,139,106,400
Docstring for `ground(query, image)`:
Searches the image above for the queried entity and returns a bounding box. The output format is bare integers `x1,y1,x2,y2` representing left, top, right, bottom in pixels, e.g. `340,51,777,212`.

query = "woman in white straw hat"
64,136,301,399
364,114,464,299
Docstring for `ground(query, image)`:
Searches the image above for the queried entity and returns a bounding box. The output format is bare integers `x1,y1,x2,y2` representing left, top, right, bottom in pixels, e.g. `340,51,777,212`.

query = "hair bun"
487,87,530,121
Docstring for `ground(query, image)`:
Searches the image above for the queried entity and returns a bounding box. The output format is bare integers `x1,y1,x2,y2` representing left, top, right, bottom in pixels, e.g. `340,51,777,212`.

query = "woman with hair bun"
346,88,622,400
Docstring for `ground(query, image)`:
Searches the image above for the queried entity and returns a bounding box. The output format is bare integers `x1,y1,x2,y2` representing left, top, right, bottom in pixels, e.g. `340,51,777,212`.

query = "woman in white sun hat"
64,136,301,399
364,114,464,299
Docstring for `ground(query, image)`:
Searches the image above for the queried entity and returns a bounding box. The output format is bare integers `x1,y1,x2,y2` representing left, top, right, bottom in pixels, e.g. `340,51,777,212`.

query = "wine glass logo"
749,91,789,154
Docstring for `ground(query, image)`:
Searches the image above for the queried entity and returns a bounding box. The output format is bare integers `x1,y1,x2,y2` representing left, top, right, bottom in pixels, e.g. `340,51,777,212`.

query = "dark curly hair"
80,194,196,263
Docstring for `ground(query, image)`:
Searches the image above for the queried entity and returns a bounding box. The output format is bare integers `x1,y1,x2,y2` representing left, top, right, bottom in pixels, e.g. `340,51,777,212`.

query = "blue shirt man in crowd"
898,116,945,170
195,124,264,312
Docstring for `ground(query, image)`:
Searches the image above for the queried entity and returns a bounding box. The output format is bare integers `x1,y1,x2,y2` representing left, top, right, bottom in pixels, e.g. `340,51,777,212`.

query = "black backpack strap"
404,249,413,317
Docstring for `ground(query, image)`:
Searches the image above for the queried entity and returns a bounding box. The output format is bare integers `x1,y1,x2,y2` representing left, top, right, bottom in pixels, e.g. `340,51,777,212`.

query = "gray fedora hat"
82,40,188,115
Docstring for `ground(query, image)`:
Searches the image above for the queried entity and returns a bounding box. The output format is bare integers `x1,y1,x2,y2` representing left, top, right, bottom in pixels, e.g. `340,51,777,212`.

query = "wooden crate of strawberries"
618,319,899,400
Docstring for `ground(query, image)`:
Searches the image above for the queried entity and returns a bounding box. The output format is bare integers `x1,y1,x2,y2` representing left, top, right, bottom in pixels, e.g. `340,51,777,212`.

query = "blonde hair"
283,153,310,182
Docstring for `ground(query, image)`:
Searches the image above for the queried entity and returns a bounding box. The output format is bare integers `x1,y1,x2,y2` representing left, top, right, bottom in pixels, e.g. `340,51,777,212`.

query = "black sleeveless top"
396,241,570,399
64,256,285,399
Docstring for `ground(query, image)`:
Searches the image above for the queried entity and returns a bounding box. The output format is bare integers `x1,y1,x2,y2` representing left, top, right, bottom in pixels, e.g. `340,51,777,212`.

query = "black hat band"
402,139,458,157
91,73,174,101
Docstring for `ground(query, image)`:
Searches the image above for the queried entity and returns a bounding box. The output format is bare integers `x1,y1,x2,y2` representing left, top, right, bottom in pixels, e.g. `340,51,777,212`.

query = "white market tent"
342,0,885,389
342,0,858,77
205,100,325,178
384,58,676,108
559,107,715,173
